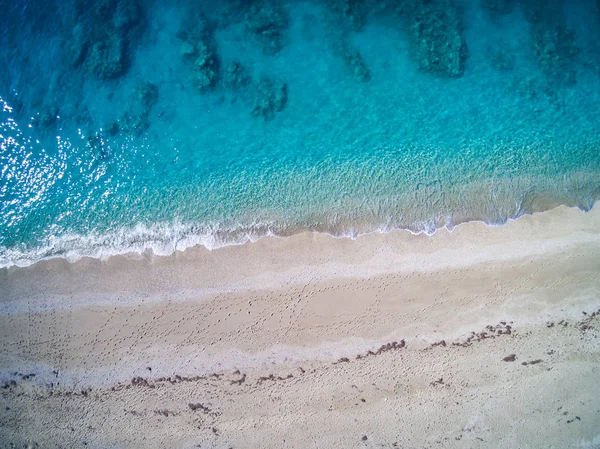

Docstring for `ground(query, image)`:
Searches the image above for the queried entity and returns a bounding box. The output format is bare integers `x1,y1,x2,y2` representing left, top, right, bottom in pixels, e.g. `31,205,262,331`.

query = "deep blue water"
1,0,600,266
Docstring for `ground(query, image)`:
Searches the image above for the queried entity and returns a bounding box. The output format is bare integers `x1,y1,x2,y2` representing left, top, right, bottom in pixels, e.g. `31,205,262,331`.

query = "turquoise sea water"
1,0,600,267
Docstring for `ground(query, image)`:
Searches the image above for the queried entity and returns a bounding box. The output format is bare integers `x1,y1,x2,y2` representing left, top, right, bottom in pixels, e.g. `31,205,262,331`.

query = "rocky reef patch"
395,0,467,77
328,0,370,32
528,5,579,86
245,1,290,54
342,47,371,82
110,81,159,136
179,16,221,93
2,0,597,142
65,0,145,79
481,0,517,16
251,77,288,120
223,61,251,90
482,0,580,86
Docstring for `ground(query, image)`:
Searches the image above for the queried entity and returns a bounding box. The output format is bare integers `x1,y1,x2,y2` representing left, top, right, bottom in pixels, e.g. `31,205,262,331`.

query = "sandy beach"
1,204,600,448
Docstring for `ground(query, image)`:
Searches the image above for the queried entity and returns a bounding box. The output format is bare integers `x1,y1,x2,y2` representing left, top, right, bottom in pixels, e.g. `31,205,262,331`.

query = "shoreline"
1,180,598,269
1,202,600,448
2,202,599,310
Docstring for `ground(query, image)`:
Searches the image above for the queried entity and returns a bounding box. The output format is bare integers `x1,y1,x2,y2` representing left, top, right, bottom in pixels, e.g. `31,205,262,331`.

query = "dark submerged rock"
180,17,221,92
246,1,289,54
343,48,371,82
396,0,467,77
328,0,368,31
116,81,159,135
223,61,251,90
481,0,516,16
67,0,144,79
251,77,288,120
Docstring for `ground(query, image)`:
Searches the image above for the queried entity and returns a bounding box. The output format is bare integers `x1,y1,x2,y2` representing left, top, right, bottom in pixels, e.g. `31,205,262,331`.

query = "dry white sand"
1,205,600,448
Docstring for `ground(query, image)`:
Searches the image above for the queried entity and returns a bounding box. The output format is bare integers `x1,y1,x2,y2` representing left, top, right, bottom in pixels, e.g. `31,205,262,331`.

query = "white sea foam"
0,203,577,269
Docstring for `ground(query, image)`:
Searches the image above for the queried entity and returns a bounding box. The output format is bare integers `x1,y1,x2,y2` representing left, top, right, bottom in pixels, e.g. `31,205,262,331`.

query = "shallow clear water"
1,0,600,267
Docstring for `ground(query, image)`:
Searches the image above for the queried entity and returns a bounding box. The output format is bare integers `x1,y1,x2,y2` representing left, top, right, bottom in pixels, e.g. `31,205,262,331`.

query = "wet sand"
1,204,600,448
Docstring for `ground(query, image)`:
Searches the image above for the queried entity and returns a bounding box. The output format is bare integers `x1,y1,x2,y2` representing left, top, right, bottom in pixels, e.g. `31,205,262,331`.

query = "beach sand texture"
1,204,600,448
